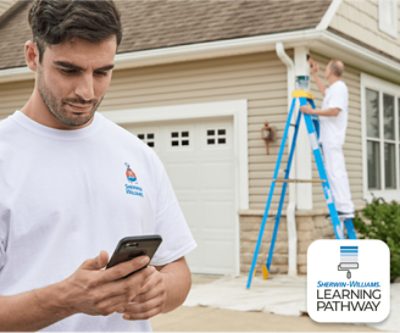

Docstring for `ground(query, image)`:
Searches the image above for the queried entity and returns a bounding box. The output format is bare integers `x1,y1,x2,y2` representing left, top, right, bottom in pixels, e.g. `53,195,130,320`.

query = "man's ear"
24,40,40,72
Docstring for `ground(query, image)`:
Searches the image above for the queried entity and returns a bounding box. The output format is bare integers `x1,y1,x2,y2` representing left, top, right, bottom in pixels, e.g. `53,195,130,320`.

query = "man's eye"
94,71,108,77
61,68,79,75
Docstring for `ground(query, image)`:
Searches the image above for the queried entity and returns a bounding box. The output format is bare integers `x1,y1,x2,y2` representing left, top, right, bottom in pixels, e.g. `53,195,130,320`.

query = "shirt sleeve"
327,83,348,112
0,242,5,271
149,153,197,267
0,211,9,271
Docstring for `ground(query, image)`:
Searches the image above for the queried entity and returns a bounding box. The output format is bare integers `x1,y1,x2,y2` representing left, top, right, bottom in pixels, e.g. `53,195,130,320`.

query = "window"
363,75,400,199
378,0,398,38
383,94,396,189
206,128,227,145
366,89,381,189
137,133,155,147
170,131,190,147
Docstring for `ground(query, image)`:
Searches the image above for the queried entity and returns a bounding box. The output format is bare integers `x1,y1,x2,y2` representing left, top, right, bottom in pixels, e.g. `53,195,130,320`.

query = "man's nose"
75,74,95,101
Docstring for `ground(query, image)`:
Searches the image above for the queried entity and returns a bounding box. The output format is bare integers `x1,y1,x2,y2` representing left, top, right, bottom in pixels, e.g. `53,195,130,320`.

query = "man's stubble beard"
37,69,103,128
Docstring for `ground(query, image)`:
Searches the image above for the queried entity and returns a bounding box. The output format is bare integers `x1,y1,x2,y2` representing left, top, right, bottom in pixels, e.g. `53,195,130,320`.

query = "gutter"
321,30,400,72
114,28,318,70
275,42,297,277
0,29,320,83
1,28,399,84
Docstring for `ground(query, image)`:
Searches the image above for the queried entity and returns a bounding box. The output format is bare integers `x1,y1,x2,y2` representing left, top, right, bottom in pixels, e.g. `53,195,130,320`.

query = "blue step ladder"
246,89,357,289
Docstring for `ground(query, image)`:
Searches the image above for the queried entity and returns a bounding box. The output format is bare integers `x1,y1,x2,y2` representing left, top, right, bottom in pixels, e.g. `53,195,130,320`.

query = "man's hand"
308,57,326,95
309,58,319,75
300,106,341,117
57,251,152,317
121,257,191,321
121,266,167,320
300,105,315,115
0,252,155,331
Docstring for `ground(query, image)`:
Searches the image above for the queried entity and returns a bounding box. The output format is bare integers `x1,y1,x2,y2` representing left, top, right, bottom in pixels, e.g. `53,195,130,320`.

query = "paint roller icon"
338,246,359,279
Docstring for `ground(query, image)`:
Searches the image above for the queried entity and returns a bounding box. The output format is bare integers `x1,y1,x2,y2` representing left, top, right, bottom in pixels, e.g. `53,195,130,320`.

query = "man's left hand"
300,105,315,114
121,266,167,320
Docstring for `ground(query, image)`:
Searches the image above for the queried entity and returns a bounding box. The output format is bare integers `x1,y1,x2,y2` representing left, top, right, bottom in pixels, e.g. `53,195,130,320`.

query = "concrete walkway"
151,306,377,332
150,274,398,332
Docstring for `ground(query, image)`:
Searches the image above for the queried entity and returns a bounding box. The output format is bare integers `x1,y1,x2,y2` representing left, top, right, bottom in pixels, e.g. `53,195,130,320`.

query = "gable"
329,0,400,61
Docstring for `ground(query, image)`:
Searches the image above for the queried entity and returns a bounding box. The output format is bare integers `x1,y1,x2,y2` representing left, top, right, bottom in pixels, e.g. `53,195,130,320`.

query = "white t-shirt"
0,111,196,331
319,80,349,147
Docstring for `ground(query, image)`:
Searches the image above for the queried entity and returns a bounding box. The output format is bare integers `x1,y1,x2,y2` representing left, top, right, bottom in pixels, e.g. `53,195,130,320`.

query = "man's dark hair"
28,0,122,62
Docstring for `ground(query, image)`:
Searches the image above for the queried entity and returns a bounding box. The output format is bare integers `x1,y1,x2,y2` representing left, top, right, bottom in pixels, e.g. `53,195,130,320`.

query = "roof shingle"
0,0,331,70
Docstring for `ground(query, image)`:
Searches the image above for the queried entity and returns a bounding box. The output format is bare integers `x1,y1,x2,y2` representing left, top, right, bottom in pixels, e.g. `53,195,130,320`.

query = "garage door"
124,117,238,275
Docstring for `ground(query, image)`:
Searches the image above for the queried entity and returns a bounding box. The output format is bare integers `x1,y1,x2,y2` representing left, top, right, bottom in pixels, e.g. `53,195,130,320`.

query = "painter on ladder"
299,57,356,238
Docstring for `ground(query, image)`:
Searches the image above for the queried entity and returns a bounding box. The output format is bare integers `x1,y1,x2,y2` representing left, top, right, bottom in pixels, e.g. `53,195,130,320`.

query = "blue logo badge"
124,163,144,197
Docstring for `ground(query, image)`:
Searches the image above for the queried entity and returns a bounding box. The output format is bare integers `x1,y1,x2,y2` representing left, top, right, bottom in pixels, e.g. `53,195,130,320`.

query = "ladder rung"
274,178,324,184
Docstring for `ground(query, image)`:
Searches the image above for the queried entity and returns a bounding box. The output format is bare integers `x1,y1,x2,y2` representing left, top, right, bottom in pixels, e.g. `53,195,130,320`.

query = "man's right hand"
308,57,326,96
56,251,152,317
0,252,152,331
309,58,319,75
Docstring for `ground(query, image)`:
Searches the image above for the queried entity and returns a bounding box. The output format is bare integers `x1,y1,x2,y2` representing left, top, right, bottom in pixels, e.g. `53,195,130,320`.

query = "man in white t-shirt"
300,58,356,238
0,0,196,331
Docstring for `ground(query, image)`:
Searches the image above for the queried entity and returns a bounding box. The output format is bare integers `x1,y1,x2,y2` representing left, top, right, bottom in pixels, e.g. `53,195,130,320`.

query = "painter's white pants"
322,144,354,214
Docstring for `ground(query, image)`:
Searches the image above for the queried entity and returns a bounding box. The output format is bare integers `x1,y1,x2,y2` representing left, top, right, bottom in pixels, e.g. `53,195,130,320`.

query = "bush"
353,198,400,282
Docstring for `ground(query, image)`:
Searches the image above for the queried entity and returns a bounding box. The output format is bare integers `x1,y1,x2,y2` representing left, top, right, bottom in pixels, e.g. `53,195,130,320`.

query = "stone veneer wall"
240,211,335,276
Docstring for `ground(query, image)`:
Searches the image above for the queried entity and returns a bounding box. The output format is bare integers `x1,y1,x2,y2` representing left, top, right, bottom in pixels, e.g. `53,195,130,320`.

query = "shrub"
353,198,400,282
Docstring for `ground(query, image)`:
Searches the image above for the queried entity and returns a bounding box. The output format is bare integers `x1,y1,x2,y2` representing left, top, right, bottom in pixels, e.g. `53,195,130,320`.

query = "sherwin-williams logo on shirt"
124,163,144,197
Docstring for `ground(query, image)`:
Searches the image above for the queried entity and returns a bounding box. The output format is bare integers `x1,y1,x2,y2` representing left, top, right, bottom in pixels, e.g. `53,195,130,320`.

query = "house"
0,0,399,277
0,0,14,16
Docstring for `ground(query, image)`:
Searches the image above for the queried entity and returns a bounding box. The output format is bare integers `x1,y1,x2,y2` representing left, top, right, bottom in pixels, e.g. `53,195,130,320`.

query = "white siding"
0,52,288,211
330,0,400,60
102,52,288,211
0,0,15,17
0,79,32,117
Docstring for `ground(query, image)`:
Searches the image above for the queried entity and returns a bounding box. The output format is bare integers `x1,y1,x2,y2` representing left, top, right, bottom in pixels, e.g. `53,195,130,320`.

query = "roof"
118,0,331,53
0,0,331,70
0,0,14,15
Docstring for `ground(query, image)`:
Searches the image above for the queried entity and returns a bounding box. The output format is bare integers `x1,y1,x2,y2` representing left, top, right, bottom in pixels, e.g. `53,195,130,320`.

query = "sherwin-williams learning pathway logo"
307,240,390,323
124,163,144,197
338,246,359,279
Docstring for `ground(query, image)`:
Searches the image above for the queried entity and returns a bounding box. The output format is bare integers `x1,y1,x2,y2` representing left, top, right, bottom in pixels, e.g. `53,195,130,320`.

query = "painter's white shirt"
0,111,196,331
319,80,349,147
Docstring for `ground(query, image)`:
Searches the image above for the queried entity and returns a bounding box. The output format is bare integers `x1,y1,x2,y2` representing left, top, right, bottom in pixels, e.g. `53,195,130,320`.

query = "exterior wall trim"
275,42,297,276
293,46,313,210
378,0,399,39
2,28,399,84
0,28,319,83
101,99,249,276
317,0,342,31
321,31,400,81
100,99,249,210
360,73,400,202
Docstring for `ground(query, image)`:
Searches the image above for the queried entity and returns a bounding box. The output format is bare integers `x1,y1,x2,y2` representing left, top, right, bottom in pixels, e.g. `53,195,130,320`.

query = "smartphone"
106,235,162,271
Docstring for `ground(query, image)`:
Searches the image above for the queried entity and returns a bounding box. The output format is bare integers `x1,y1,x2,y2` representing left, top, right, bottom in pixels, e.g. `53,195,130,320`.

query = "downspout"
275,42,297,276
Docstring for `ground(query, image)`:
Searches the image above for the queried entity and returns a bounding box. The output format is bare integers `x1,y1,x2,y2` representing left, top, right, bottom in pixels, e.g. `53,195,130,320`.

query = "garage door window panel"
170,131,191,149
206,128,228,147
137,132,155,147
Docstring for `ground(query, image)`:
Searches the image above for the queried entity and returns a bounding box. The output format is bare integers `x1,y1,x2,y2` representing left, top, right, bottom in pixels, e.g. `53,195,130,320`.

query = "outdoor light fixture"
261,122,277,155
